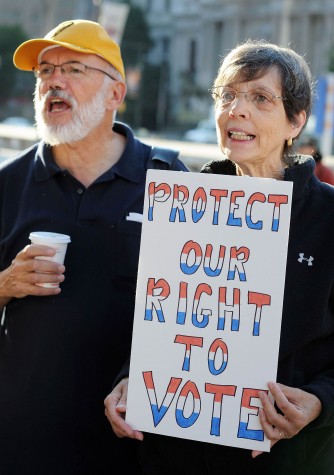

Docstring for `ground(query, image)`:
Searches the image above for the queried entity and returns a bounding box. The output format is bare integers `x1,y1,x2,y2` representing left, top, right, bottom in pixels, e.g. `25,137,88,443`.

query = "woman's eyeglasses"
209,86,285,109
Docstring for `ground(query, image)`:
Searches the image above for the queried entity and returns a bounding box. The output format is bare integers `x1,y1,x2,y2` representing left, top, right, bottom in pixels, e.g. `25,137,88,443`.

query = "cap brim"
13,39,98,71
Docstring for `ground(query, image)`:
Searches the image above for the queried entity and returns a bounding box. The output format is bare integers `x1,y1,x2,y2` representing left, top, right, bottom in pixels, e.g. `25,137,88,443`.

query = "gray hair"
213,40,315,145
107,64,124,83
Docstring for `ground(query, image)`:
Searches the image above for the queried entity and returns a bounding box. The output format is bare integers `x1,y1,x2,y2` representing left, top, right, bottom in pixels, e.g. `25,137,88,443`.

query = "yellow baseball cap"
13,19,125,80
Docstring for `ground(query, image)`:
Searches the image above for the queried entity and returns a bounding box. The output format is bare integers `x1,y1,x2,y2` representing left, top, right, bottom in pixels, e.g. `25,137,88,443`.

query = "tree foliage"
116,1,158,129
119,1,152,67
0,25,30,100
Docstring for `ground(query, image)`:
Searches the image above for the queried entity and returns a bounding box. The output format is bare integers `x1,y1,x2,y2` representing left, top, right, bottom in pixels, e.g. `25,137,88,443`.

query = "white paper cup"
29,231,71,288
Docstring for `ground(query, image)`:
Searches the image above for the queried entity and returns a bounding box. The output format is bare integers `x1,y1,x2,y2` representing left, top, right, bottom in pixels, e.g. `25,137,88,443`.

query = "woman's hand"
104,378,144,441
252,381,322,458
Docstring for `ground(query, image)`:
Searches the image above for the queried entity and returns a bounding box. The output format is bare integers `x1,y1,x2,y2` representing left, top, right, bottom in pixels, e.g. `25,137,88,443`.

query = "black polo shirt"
0,122,168,474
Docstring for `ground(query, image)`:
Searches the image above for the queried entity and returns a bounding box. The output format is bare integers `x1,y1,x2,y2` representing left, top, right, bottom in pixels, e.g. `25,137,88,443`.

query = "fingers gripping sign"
104,378,144,441
252,381,322,458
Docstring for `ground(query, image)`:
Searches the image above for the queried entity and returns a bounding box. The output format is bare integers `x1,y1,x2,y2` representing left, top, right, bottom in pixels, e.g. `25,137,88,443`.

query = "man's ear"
106,81,127,111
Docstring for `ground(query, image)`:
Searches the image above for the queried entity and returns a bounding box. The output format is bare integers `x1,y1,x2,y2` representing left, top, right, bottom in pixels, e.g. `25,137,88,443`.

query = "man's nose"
45,67,68,87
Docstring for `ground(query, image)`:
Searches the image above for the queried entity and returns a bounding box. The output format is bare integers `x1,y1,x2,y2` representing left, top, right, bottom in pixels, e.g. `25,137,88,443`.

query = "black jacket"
124,156,334,475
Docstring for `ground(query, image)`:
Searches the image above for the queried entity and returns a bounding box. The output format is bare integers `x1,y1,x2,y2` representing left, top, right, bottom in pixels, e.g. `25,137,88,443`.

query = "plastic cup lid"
29,231,71,243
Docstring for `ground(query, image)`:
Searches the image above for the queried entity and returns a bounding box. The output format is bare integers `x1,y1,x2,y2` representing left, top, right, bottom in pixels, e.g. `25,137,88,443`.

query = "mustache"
42,89,76,107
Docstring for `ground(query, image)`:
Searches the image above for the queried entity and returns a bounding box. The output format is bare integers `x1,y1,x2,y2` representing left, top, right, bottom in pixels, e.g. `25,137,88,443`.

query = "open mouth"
48,98,71,113
228,131,255,141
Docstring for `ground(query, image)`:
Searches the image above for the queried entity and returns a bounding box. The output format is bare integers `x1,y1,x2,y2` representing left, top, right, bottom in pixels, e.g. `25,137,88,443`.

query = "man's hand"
0,244,65,302
104,378,144,441
252,381,322,458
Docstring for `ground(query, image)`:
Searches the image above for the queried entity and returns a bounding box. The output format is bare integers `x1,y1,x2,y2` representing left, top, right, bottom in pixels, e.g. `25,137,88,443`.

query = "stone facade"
134,0,334,125
0,0,95,38
2,0,334,130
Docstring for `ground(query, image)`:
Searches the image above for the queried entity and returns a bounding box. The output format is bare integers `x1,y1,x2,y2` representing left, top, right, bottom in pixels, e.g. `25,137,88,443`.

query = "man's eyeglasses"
33,61,118,81
209,86,285,109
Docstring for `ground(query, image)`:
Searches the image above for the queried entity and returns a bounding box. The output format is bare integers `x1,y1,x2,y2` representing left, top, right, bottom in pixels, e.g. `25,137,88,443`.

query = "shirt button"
77,188,84,194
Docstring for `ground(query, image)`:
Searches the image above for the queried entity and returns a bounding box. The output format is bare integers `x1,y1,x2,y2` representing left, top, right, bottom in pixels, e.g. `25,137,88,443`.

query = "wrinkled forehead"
38,44,105,67
38,45,63,63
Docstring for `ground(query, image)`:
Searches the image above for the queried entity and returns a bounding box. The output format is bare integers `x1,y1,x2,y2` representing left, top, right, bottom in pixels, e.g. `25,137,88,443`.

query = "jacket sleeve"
112,356,130,389
301,284,334,429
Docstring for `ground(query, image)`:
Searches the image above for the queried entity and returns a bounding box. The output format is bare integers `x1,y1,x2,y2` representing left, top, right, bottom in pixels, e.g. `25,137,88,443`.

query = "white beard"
34,78,110,146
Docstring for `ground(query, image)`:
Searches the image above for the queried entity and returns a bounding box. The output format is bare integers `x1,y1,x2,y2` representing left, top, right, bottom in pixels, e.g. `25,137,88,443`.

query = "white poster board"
126,170,293,452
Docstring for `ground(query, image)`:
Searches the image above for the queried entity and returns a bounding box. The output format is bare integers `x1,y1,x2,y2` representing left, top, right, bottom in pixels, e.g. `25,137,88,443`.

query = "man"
0,19,188,474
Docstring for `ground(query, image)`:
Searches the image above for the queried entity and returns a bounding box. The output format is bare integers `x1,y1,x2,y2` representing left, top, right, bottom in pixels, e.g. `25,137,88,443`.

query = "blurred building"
133,0,334,131
2,0,334,151
0,0,96,37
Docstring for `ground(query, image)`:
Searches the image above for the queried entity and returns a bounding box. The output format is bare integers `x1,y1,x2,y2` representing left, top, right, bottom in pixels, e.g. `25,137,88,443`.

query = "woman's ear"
290,110,307,139
106,81,127,111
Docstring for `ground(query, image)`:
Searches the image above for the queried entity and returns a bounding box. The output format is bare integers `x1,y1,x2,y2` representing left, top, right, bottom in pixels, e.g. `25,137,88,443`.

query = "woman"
104,40,334,474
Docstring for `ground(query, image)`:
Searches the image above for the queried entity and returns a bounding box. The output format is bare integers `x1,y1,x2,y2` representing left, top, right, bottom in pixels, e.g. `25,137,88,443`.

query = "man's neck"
51,127,126,188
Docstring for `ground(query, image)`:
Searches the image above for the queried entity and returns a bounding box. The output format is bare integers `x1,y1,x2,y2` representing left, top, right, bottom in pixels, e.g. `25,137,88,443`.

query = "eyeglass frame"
33,61,118,81
209,86,286,106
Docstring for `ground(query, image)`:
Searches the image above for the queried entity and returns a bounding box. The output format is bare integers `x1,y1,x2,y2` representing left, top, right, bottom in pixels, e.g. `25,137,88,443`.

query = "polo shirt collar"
34,142,60,181
33,121,146,184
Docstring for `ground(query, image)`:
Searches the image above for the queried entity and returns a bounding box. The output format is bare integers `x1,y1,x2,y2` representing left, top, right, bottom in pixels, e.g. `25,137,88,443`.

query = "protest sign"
126,170,293,452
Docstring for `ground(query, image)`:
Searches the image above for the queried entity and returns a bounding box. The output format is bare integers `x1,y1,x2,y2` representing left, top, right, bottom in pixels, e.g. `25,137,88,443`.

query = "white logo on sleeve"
298,253,314,266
